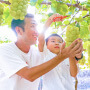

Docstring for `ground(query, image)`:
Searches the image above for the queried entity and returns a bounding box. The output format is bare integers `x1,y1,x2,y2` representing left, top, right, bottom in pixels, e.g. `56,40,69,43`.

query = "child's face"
47,36,63,54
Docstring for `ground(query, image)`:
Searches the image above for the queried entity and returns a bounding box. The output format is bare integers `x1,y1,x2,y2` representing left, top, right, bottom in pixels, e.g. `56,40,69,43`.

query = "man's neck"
15,40,30,53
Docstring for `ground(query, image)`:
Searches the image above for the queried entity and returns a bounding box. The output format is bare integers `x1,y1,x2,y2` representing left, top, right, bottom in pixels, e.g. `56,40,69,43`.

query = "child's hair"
45,33,63,45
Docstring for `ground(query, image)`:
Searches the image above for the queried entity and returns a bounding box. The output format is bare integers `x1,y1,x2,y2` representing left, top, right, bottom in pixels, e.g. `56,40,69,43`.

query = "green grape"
23,1,27,4
14,15,20,20
0,3,4,25
18,6,23,10
10,11,16,16
10,0,29,20
17,10,22,14
20,16,25,20
20,12,25,16
12,2,18,7
65,25,80,47
19,2,23,6
9,0,12,3
23,5,27,9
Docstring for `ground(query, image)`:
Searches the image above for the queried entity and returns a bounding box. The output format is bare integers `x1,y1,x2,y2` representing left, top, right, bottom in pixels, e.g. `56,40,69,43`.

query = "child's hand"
43,13,62,30
49,13,63,22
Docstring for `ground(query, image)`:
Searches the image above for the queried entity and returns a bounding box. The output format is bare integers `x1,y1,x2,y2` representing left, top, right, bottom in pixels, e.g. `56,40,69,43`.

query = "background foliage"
0,0,90,68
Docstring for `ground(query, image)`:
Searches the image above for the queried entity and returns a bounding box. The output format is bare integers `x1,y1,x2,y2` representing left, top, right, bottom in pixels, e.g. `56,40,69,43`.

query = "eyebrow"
30,22,36,24
30,20,37,24
50,38,63,42
50,39,55,40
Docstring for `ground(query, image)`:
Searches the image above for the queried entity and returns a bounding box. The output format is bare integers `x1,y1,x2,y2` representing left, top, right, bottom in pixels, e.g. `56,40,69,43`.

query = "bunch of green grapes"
78,56,86,65
10,0,29,20
51,1,68,15
87,43,90,66
65,25,80,47
58,3,68,15
0,3,4,25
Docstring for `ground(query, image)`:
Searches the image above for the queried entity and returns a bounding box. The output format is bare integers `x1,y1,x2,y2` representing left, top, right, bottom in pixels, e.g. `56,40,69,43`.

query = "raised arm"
38,13,63,52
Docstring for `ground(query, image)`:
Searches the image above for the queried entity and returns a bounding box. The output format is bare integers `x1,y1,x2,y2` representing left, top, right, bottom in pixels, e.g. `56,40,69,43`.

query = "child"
38,13,83,90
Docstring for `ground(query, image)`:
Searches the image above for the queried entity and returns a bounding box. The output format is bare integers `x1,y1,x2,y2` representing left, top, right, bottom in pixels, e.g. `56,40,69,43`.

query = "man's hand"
57,38,83,60
75,39,86,59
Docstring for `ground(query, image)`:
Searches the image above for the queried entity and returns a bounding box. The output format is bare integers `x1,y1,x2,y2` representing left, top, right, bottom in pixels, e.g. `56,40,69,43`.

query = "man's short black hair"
11,13,34,36
45,33,63,45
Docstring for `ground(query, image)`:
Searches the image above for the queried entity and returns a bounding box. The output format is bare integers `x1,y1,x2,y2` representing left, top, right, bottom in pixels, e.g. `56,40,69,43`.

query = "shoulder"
0,42,15,48
0,42,12,50
0,42,18,55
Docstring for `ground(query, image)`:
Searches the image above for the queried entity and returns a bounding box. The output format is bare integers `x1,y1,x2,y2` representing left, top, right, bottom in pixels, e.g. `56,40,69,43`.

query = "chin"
55,51,60,55
32,42,37,45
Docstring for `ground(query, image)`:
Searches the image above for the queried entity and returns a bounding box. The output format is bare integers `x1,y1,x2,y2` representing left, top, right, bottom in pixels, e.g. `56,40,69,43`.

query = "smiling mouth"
33,35,38,40
55,46,59,48
33,33,38,38
34,36,37,38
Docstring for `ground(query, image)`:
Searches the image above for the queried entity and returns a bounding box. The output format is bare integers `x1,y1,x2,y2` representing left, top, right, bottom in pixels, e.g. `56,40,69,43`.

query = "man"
0,13,83,90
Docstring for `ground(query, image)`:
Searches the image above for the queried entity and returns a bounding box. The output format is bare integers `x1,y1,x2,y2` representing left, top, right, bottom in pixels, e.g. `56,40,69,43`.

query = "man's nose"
34,30,38,36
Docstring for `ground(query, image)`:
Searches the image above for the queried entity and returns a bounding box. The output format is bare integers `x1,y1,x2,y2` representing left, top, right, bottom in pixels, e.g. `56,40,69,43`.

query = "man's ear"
15,26,23,35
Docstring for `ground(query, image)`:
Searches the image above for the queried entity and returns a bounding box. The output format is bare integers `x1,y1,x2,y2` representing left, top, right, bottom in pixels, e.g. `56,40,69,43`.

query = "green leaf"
63,20,69,25
82,11,88,16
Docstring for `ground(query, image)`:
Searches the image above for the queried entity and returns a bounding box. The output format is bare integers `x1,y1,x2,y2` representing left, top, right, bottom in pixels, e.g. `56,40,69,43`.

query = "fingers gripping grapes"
69,39,83,57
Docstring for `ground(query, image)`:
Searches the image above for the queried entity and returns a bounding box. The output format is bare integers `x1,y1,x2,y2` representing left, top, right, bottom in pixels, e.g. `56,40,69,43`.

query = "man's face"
47,36,63,54
22,17,38,45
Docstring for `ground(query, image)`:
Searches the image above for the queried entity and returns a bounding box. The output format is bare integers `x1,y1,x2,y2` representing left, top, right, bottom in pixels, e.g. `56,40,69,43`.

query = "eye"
58,41,63,43
31,25,34,27
51,41,55,42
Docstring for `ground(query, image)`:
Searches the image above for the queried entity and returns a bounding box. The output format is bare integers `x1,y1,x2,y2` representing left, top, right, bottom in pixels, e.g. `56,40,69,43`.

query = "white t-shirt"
0,42,41,90
40,43,75,90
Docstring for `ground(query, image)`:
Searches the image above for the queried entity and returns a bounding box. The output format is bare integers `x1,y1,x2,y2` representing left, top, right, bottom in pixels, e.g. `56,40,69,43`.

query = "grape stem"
0,0,10,5
82,14,90,18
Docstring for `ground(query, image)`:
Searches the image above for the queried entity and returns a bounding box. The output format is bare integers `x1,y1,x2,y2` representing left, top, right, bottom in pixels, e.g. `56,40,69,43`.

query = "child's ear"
15,26,23,35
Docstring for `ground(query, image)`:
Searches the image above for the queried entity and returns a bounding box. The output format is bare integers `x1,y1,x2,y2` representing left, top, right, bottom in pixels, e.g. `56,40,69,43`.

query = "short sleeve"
41,42,48,55
39,42,48,62
0,46,28,78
